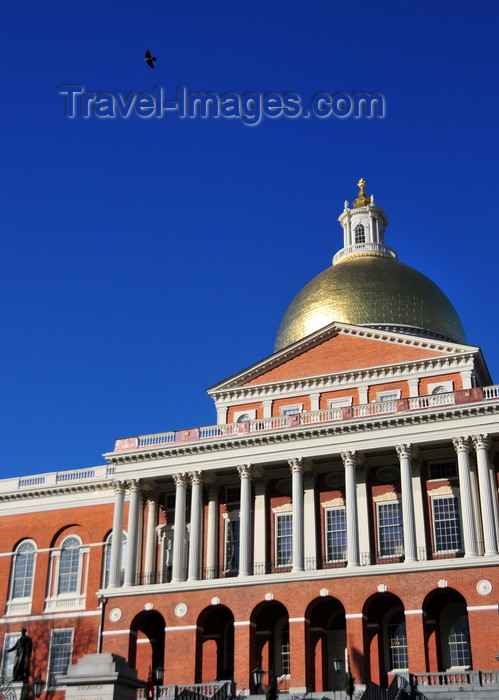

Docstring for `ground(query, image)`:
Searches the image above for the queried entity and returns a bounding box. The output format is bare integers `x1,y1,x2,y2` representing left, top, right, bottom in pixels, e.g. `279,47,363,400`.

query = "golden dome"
274,255,466,351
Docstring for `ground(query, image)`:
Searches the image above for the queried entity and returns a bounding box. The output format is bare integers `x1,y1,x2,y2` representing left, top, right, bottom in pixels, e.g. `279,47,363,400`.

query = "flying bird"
144,50,156,68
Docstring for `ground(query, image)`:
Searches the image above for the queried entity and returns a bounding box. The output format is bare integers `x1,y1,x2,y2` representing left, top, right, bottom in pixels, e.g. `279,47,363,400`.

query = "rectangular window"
225,486,240,505
429,461,458,480
275,513,293,567
224,518,240,575
325,508,347,562
377,502,404,557
280,404,302,416
1,633,18,682
48,628,73,687
432,496,462,552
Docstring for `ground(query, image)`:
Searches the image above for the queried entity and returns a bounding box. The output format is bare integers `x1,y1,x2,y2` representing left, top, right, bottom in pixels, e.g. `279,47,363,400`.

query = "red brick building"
2,181,499,698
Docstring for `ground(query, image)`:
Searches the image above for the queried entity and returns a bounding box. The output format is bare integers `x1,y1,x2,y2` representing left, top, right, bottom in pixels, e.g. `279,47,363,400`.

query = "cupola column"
206,484,219,578
453,437,478,557
109,482,126,588
144,491,159,583
124,479,142,586
342,451,360,567
289,458,305,572
188,472,203,581
473,435,498,555
396,444,418,563
172,473,187,582
238,464,253,576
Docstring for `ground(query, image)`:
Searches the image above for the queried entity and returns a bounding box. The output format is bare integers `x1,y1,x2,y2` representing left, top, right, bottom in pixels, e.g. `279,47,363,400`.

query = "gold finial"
353,178,370,208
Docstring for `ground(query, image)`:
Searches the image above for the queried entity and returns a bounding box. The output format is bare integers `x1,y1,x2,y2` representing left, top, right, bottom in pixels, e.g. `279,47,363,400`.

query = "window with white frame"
354,223,365,243
275,513,293,566
327,397,353,409
280,404,303,416
432,496,462,552
58,536,81,594
377,501,404,557
224,514,240,575
325,508,347,562
102,531,127,587
387,610,408,670
47,628,73,687
1,632,18,682
45,534,88,612
234,409,256,423
376,389,401,412
8,540,36,612
275,616,290,676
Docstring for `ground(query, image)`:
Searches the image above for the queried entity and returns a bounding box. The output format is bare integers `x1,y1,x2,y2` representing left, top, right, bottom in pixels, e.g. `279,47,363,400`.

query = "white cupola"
334,179,395,265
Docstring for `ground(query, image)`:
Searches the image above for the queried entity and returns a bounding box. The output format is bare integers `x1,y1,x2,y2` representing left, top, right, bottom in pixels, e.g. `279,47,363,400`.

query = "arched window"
11,540,36,600
236,414,251,423
432,385,448,395
103,532,127,587
354,224,365,243
58,536,81,595
387,610,408,670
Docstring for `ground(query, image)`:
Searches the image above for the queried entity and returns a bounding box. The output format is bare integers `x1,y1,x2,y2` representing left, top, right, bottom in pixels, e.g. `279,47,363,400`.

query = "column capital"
127,478,142,492
189,471,203,486
341,451,357,466
173,473,188,487
237,464,253,479
473,434,491,451
113,480,126,494
453,436,471,453
289,457,305,473
396,444,418,460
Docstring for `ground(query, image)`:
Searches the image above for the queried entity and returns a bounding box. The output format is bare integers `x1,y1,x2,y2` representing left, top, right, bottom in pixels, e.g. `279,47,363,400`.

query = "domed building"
276,179,465,350
1,182,499,700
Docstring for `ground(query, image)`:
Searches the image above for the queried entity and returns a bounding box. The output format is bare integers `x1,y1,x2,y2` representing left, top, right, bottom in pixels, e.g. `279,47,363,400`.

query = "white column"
453,437,478,557
304,472,317,569
356,465,370,565
206,484,219,579
253,478,267,574
172,473,187,582
411,460,426,558
342,451,360,567
109,482,125,588
144,492,158,584
396,444,417,563
263,400,273,418
188,472,203,581
289,458,305,572
473,435,498,556
238,464,253,576
124,480,141,586
309,393,320,412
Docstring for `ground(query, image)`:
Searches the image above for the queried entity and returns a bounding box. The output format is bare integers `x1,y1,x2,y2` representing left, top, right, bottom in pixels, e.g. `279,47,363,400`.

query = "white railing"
483,384,499,400
301,408,343,424
412,669,499,687
408,392,455,410
249,416,290,431
139,432,176,447
333,242,398,265
199,424,238,439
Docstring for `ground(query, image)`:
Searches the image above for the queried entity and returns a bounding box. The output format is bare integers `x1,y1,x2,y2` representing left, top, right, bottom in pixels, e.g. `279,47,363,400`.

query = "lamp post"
251,660,266,694
153,665,164,700
32,677,46,697
332,654,342,674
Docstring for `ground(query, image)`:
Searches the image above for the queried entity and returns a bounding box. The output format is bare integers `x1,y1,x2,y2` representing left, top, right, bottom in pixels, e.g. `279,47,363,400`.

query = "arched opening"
354,223,366,243
196,605,235,682
128,610,165,682
423,589,471,671
363,593,406,687
306,597,346,692
251,601,290,691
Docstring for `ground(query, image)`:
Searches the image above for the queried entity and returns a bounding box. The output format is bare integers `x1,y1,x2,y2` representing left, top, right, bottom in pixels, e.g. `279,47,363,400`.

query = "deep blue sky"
1,1,498,478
